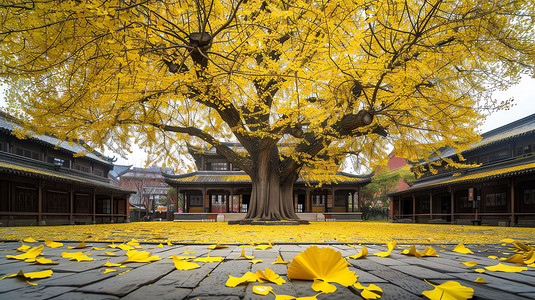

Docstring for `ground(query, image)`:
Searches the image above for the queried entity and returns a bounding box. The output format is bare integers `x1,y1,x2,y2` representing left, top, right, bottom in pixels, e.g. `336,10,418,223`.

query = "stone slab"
42,269,120,287
449,272,535,294
0,286,74,299
154,262,217,288
53,292,119,300
76,261,176,296
390,265,451,279
187,260,250,298
351,283,420,300
431,279,532,300
122,285,192,300
370,269,431,295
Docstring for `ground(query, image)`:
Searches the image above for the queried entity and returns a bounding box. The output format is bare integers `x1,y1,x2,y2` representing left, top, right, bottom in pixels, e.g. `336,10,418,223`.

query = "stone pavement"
1,241,534,299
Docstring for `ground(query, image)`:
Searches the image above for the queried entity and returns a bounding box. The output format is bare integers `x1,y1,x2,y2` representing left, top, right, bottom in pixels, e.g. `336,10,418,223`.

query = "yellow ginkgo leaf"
452,243,473,254
225,271,258,287
500,254,526,265
44,237,63,248
7,245,44,261
311,279,337,293
153,233,166,239
121,250,161,264
354,282,383,299
250,260,263,264
117,244,134,251
524,252,535,265
168,255,196,260
255,243,273,250
287,246,357,287
422,280,474,300
68,241,88,249
103,260,121,267
12,269,53,279
256,268,286,285
252,285,273,296
126,238,139,246
33,257,59,265
22,237,38,243
172,255,200,270
374,241,397,258
17,243,31,252
271,255,290,264
501,238,515,244
401,245,424,258
485,263,528,273
208,243,228,249
108,243,119,249
513,242,533,252
167,240,173,246
104,251,116,256
239,248,254,260
134,246,143,249
460,261,478,267
475,269,485,273
92,247,106,250
182,248,195,254
273,294,295,300
478,249,488,253
348,246,368,259
195,255,223,263
103,269,117,274
474,277,486,283
157,243,164,248
421,247,440,257
62,251,93,262
488,255,499,259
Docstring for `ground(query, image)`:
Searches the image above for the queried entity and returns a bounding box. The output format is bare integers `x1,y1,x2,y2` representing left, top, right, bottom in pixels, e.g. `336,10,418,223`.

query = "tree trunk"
244,146,299,221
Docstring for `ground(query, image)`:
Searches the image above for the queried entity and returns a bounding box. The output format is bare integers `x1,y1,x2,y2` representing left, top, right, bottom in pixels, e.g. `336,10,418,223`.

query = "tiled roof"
164,171,371,185
0,111,113,166
429,113,535,162
0,152,135,193
390,156,535,195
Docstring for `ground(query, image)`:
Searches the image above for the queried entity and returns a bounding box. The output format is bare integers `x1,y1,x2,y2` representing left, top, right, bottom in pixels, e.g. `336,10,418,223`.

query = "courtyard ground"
0,222,534,299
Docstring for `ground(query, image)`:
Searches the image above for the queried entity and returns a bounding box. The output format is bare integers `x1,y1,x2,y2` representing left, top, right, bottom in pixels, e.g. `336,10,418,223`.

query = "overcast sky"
1,76,534,167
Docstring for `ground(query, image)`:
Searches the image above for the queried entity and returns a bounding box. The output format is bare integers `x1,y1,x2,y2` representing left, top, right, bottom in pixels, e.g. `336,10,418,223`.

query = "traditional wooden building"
164,144,372,220
390,113,535,226
0,112,134,226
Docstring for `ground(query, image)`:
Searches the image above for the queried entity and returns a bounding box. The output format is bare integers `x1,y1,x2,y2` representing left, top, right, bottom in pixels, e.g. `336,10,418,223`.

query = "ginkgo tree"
1,0,534,221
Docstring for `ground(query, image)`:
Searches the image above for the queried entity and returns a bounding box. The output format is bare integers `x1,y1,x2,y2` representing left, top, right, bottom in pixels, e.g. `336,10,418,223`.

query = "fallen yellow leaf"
172,255,201,270
271,255,290,264
422,280,474,300
460,261,478,267
256,268,286,285
287,246,357,287
103,261,121,267
374,241,397,258
194,254,223,263
474,277,486,283
311,279,337,294
22,237,38,243
485,263,527,273
452,243,474,254
68,241,88,249
44,238,63,248
7,245,44,261
62,251,93,262
255,243,273,250
103,269,117,274
226,271,257,287
354,282,383,299
208,243,228,249
121,250,161,264
348,246,368,259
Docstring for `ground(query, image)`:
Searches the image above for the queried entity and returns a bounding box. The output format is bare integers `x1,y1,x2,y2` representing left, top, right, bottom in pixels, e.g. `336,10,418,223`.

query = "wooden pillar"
203,187,209,213
294,193,298,213
69,186,74,225
357,186,361,212
305,188,311,212
38,179,43,225
110,193,114,223
450,187,455,224
511,178,515,226
412,193,416,223
92,189,96,224
429,191,433,219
